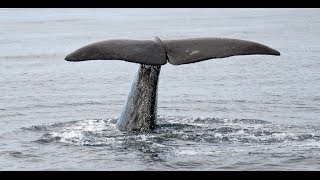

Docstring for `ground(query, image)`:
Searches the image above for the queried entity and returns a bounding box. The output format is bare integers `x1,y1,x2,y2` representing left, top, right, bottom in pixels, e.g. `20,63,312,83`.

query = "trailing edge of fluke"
65,36,280,65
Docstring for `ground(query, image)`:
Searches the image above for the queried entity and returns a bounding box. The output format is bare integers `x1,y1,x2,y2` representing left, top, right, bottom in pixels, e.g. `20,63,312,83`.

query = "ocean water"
0,8,320,170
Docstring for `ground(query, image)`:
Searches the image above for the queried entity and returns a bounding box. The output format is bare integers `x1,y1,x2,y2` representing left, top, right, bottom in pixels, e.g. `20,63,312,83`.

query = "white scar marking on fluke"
190,50,199,55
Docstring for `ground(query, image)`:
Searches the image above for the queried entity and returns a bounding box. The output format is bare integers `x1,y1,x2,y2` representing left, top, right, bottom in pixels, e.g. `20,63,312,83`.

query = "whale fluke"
65,38,167,65
65,36,280,132
164,37,280,65
65,37,280,66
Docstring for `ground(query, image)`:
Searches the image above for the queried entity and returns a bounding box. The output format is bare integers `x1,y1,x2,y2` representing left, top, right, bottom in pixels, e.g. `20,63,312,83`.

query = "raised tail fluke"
65,37,280,66
163,37,280,65
65,36,280,132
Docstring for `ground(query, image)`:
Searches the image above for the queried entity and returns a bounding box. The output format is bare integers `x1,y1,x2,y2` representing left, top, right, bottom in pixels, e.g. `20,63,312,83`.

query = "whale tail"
65,36,280,131
65,36,280,65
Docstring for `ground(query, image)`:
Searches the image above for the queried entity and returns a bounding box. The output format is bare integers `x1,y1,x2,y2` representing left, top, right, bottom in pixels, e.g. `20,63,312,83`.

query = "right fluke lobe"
163,37,280,65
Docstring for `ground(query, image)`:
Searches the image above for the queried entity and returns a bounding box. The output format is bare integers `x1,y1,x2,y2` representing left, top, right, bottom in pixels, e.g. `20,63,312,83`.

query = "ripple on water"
8,151,38,159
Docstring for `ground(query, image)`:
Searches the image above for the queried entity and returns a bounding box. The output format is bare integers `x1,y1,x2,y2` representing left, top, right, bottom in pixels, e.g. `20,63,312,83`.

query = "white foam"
151,143,166,148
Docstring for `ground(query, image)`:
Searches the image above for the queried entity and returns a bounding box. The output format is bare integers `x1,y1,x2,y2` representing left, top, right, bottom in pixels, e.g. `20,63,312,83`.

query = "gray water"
1,8,320,170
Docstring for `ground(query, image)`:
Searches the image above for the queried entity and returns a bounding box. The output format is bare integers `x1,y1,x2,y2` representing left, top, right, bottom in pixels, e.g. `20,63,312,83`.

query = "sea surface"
0,8,320,170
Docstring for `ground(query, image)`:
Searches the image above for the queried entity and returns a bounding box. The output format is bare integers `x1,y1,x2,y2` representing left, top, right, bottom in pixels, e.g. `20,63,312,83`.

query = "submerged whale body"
65,36,280,132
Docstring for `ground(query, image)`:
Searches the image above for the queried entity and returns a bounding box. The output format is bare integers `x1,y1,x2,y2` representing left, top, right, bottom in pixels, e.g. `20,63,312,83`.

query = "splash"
22,116,320,147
